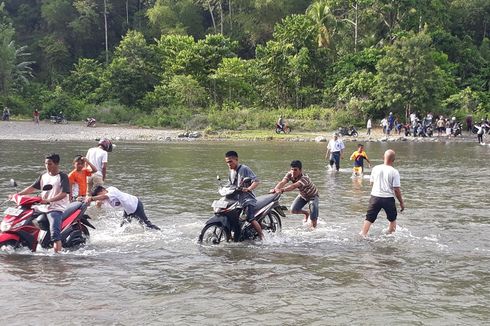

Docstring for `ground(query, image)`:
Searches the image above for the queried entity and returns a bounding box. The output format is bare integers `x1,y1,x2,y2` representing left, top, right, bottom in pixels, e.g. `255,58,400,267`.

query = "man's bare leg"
359,220,372,237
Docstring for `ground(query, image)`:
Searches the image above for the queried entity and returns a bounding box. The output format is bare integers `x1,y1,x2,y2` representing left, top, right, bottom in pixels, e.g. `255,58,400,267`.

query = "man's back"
86,147,107,175
370,164,400,198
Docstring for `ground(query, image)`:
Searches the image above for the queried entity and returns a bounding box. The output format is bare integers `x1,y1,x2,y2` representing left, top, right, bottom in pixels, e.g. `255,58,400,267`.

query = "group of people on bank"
7,133,404,252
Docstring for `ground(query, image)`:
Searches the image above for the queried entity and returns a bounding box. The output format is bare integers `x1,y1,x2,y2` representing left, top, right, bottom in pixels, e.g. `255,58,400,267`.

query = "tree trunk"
219,1,223,34
104,0,109,64
208,2,217,33
353,1,358,52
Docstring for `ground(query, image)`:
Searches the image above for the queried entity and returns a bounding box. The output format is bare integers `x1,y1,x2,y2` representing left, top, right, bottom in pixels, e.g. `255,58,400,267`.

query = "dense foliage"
1,0,489,129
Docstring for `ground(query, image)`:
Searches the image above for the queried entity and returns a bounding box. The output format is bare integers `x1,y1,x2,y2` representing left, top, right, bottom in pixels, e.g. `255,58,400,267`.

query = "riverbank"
0,120,482,143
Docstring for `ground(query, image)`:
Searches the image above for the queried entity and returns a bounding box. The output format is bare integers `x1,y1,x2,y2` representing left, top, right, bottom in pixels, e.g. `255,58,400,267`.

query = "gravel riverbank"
0,120,482,144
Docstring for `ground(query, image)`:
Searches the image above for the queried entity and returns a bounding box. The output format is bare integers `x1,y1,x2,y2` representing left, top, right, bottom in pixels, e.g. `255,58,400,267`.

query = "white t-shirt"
370,164,401,198
33,172,70,212
104,186,139,214
86,146,108,176
327,139,345,152
367,119,372,128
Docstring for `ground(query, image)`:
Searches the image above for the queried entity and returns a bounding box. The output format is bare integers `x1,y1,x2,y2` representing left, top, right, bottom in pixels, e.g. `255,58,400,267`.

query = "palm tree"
0,39,34,96
306,0,337,48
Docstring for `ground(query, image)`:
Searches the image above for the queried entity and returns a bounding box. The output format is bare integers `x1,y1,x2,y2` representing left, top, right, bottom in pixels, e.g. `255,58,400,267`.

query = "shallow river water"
0,139,488,325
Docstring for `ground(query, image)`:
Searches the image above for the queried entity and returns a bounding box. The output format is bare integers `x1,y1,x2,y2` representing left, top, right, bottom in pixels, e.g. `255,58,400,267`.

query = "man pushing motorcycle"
9,153,70,253
224,151,265,240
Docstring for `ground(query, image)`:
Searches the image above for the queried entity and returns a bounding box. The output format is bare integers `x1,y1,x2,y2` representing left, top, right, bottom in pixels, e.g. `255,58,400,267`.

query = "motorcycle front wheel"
351,131,358,137
260,211,282,233
0,240,18,250
198,223,229,244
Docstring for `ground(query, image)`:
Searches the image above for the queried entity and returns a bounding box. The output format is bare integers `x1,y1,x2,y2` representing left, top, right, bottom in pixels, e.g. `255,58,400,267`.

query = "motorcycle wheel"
275,128,281,134
0,240,18,250
260,211,282,233
198,223,229,244
284,126,291,134
352,131,358,137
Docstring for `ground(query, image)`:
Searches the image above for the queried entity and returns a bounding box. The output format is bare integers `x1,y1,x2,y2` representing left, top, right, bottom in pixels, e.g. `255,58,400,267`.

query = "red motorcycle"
0,193,95,251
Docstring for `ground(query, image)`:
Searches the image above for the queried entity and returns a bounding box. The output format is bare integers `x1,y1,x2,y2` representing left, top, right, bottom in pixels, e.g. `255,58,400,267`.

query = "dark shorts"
365,196,397,223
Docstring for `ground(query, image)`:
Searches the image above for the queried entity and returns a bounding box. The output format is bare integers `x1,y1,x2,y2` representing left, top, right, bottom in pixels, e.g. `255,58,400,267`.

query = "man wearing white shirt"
359,149,405,236
87,185,160,230
325,133,345,171
85,138,113,192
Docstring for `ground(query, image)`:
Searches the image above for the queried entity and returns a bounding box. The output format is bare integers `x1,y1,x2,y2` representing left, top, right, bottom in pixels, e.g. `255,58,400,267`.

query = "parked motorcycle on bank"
86,117,96,127
338,126,358,137
0,186,95,251
198,177,286,244
50,112,67,124
275,123,291,134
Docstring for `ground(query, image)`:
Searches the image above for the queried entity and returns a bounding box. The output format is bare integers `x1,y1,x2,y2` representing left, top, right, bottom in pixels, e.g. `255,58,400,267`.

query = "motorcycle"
86,117,96,127
0,188,95,251
198,177,286,244
275,123,291,134
50,113,67,124
338,126,358,137
451,122,462,137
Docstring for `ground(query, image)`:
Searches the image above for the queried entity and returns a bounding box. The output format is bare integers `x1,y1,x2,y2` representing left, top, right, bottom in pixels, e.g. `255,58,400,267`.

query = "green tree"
375,31,451,118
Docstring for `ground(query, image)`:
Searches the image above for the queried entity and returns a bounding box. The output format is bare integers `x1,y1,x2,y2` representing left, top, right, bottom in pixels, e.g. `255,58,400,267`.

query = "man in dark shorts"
359,149,405,236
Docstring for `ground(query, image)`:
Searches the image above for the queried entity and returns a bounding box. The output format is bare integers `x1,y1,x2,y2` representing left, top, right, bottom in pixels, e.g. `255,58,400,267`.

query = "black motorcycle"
86,117,96,127
50,113,67,124
338,126,358,137
275,123,291,134
198,177,285,244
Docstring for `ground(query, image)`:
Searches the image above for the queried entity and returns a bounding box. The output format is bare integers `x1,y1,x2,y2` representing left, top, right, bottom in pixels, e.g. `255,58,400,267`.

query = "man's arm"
272,179,288,193
101,162,107,181
394,187,404,211
244,180,259,192
83,157,98,173
15,185,36,196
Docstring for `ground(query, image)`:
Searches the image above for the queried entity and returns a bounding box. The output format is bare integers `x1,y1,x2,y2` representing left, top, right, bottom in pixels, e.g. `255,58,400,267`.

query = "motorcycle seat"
255,193,279,211
36,202,83,224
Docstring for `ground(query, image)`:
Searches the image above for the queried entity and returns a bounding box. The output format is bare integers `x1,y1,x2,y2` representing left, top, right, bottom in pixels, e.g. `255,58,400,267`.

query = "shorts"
291,195,319,220
353,166,363,175
365,196,397,223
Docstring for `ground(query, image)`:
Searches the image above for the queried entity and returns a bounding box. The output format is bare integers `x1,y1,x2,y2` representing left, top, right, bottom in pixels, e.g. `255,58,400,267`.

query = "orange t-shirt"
68,168,92,197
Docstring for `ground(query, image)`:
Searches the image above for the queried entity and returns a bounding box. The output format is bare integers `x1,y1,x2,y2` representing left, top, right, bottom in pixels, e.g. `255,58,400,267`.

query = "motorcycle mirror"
9,178,17,187
42,184,53,191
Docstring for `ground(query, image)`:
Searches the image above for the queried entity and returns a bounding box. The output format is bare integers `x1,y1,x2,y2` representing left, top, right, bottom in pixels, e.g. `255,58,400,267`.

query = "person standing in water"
271,160,319,228
325,133,345,171
350,144,371,177
359,149,405,237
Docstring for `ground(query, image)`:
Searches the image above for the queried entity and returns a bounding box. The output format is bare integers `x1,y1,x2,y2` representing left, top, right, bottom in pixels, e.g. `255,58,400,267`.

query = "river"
0,140,488,325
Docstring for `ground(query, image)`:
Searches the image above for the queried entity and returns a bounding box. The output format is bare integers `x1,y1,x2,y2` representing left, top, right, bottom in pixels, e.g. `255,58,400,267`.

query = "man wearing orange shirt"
68,155,98,201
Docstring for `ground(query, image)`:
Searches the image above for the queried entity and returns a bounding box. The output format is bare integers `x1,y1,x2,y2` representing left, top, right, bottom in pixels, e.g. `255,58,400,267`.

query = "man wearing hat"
325,133,345,171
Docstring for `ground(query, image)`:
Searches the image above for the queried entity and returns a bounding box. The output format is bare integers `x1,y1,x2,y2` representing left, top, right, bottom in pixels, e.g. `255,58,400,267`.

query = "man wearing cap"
85,138,113,192
325,133,345,171
271,160,319,228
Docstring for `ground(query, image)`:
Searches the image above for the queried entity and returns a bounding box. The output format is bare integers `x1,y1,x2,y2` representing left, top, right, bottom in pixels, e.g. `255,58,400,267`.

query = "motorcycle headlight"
0,221,12,232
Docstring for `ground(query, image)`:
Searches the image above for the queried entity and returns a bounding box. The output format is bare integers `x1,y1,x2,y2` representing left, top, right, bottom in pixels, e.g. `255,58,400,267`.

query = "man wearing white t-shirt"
86,185,160,230
325,133,345,171
85,138,113,192
359,149,405,237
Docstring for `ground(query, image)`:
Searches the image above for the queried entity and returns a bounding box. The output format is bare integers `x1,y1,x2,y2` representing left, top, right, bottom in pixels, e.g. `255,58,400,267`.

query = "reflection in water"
0,140,489,324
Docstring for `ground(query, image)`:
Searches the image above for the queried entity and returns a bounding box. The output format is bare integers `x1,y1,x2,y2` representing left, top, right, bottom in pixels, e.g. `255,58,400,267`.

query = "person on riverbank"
68,155,98,201
224,150,264,240
85,138,113,192
436,116,445,136
474,121,487,144
381,117,388,134
350,144,371,177
10,153,69,252
359,149,405,237
366,118,372,136
86,185,160,230
271,160,319,228
33,109,40,125
387,112,395,135
326,133,345,171
466,115,473,132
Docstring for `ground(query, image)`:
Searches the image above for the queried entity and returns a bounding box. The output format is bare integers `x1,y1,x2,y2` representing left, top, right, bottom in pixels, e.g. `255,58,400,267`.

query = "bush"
79,101,140,124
